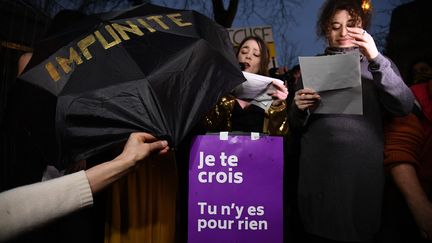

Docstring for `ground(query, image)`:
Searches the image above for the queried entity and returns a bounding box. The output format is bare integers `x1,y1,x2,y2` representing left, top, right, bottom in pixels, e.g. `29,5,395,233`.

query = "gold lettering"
146,15,169,30
167,13,192,27
95,25,122,49
136,18,156,32
45,62,60,81
55,47,82,74
112,21,144,40
77,34,95,60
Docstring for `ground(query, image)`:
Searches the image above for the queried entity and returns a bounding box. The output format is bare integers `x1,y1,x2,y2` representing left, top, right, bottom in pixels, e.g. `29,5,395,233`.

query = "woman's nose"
341,26,348,36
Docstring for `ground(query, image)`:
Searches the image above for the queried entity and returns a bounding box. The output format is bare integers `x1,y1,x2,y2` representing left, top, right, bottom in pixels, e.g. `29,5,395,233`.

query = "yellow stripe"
0,41,33,52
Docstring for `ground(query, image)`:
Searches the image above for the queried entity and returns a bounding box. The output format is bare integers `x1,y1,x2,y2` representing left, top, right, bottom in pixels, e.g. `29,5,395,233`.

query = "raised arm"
0,132,168,242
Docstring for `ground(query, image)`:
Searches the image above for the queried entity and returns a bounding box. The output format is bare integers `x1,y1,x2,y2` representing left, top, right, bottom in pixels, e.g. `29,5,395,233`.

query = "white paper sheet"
231,72,284,111
232,71,284,99
299,51,363,115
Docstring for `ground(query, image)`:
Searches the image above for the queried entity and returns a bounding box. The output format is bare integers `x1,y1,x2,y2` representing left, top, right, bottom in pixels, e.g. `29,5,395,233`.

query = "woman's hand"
414,201,432,240
268,80,288,106
86,132,169,194
115,132,169,168
347,27,379,60
293,88,321,111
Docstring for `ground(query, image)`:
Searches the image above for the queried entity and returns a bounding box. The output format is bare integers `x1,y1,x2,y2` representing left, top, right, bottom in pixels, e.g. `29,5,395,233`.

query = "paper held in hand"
299,51,363,115
231,72,284,111
232,72,284,100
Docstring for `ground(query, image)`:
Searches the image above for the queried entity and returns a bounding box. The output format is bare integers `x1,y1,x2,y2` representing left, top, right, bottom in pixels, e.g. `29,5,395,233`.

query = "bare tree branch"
369,0,411,52
211,0,239,28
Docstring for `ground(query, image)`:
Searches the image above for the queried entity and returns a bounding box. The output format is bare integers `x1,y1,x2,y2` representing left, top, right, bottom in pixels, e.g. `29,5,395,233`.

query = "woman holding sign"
204,36,289,135
288,0,413,242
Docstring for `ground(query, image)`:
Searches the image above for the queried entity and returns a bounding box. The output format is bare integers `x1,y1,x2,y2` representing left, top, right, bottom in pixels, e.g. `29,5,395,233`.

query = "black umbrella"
18,3,245,169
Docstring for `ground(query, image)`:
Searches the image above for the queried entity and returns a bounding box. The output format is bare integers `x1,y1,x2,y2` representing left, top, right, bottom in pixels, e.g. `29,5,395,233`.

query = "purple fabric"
188,134,284,243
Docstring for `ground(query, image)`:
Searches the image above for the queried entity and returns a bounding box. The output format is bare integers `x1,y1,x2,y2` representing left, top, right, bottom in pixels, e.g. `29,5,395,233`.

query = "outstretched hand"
86,132,169,193
115,132,169,168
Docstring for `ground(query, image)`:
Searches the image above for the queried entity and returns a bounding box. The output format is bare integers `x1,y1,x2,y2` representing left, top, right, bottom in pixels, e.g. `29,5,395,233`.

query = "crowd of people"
1,0,430,242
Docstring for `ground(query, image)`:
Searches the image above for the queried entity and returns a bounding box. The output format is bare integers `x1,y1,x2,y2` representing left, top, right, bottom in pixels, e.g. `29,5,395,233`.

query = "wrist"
112,155,136,171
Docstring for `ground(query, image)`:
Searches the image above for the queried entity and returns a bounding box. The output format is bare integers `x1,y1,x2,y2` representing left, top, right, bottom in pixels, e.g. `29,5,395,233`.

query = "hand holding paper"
232,72,285,111
232,72,284,99
293,88,321,111
268,80,288,106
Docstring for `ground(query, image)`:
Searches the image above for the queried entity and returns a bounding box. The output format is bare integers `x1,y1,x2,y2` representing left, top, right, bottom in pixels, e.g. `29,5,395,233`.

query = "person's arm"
390,163,432,239
288,87,320,130
348,26,413,115
85,132,168,193
0,171,92,242
368,53,414,115
0,132,168,242
385,114,431,239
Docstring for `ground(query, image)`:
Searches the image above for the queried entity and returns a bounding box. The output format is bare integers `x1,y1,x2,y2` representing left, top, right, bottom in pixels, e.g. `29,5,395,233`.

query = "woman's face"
237,39,261,74
327,10,362,48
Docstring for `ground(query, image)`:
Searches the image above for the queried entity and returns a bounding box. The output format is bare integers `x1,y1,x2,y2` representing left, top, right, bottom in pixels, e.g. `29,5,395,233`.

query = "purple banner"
188,134,284,243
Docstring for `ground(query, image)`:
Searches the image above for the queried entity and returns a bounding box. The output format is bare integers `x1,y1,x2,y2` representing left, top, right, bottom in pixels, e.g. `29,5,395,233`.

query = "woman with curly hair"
289,0,413,242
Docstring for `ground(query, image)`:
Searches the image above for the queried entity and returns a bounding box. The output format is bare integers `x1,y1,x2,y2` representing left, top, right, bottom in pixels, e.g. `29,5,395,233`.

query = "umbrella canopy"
19,3,245,169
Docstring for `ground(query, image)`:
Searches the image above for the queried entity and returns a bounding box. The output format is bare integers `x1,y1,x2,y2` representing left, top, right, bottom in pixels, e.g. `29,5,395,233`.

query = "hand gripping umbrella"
18,3,245,169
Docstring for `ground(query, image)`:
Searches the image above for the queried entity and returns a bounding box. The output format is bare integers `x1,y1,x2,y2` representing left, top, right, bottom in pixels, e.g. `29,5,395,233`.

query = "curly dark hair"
316,0,372,38
236,36,270,76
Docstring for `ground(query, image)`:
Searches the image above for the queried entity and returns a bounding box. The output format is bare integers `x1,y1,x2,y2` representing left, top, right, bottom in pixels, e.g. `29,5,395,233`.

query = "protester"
288,0,414,242
204,36,289,135
379,57,432,243
0,132,168,242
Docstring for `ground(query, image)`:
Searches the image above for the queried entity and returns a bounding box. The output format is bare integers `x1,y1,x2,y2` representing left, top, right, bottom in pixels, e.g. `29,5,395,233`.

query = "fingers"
268,89,288,100
271,80,286,90
294,88,320,111
295,88,318,96
297,103,315,111
347,27,368,46
268,81,288,100
347,27,364,36
148,140,169,154
347,27,379,60
130,132,169,151
130,132,157,143
158,145,170,155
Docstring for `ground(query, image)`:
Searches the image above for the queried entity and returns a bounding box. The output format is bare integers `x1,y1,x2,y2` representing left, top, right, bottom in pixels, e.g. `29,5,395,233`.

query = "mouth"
338,38,353,44
243,62,251,69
